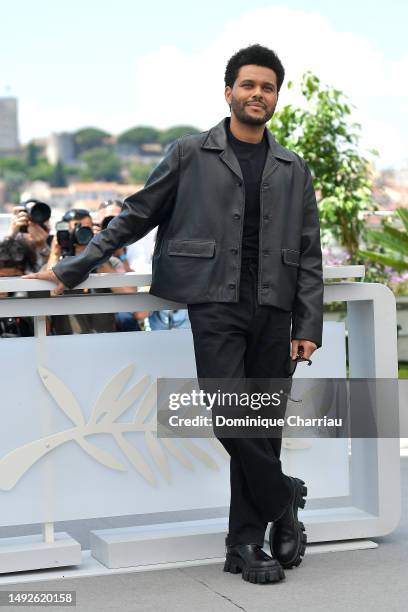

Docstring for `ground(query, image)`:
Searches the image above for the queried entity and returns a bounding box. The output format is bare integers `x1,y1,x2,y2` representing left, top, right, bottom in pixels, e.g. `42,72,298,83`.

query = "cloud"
129,6,408,168
16,6,408,169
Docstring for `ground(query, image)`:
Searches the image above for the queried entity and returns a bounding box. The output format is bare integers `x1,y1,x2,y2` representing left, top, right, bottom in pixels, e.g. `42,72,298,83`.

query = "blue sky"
1,0,407,168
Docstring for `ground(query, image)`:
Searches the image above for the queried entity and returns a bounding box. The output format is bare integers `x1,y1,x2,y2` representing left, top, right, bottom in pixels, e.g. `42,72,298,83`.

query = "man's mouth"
246,102,265,109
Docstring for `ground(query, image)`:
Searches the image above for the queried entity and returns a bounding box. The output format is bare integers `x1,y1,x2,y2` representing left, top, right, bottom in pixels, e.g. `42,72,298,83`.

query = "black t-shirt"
227,121,268,258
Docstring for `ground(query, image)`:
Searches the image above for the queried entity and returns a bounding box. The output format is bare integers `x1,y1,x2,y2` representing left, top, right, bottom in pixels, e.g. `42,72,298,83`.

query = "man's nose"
251,86,264,98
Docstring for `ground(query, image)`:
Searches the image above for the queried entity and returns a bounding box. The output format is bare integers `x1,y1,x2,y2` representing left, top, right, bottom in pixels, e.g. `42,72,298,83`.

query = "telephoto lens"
73,223,93,246
20,199,51,233
101,215,115,230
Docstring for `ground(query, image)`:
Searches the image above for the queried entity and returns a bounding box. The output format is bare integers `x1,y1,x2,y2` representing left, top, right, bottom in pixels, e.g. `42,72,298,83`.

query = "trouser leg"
187,259,293,546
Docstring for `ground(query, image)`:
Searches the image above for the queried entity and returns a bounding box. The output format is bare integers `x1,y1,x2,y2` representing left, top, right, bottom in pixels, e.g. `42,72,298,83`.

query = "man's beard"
230,96,275,126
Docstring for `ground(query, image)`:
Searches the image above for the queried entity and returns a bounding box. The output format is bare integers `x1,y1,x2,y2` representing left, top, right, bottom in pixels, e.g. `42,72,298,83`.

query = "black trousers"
187,256,293,547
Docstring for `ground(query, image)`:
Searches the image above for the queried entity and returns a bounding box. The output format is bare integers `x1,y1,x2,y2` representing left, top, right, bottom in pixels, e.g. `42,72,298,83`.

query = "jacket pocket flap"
281,248,300,266
167,239,215,258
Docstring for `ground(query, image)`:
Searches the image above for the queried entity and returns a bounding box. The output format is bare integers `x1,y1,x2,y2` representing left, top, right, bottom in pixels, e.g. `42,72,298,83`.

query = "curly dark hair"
0,238,37,273
224,44,285,92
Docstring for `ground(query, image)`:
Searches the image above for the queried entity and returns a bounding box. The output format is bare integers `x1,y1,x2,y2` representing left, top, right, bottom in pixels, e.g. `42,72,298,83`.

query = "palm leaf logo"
0,365,227,491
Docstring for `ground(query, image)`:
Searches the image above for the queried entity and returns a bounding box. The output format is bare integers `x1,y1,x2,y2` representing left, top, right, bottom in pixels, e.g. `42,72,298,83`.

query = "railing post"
34,314,55,545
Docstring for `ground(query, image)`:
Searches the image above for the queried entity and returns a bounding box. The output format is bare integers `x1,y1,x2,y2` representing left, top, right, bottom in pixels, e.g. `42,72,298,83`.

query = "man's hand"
22,269,67,296
291,339,317,360
6,206,30,238
26,221,50,249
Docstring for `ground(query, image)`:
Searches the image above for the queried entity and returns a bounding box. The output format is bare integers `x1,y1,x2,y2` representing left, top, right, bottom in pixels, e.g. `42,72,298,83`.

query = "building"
0,97,19,155
46,132,75,165
22,180,144,211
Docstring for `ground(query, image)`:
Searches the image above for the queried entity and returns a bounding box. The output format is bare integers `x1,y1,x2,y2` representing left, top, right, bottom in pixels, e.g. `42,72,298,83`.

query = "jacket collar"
201,116,294,162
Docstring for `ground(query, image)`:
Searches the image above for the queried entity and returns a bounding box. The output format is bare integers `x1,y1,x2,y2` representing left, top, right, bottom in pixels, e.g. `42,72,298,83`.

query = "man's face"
96,204,121,226
225,64,279,126
68,216,93,232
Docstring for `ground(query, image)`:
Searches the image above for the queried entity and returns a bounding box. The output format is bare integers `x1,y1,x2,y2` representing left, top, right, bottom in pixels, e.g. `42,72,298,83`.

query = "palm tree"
358,207,408,273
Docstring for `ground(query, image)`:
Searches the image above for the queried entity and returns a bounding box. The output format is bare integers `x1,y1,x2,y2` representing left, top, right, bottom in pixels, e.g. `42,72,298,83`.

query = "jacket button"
233,213,241,220
237,181,242,187
230,248,238,254
228,283,236,289
262,183,270,190
263,249,270,255
263,214,270,220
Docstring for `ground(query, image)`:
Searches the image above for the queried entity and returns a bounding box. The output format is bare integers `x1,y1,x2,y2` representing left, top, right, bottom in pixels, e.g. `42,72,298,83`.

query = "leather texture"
52,117,324,347
224,542,285,583
269,476,308,568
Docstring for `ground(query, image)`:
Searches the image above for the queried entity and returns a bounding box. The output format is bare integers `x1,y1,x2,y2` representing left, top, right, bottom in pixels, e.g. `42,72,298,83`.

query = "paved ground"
1,458,407,612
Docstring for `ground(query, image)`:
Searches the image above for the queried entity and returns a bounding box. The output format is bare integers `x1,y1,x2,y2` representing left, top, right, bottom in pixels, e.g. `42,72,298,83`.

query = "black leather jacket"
53,117,324,347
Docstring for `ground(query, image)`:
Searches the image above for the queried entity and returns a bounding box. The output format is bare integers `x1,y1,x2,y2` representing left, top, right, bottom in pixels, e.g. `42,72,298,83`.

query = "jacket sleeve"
291,161,324,348
52,140,180,289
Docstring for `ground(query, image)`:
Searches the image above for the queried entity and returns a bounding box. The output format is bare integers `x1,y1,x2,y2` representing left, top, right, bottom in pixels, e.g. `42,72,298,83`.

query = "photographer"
0,238,37,338
94,200,149,331
47,208,96,269
6,199,52,270
46,208,117,335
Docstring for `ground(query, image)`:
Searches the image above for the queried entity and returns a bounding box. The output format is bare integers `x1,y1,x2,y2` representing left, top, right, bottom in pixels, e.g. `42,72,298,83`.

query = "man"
6,202,51,270
0,238,37,337
24,44,323,585
94,199,150,329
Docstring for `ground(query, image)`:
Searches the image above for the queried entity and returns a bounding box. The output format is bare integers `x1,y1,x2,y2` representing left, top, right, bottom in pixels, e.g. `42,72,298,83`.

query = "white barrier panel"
0,320,346,526
0,267,401,573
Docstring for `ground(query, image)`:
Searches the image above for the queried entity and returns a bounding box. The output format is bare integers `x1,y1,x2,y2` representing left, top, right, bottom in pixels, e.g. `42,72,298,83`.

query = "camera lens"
24,201,51,224
74,225,93,245
101,215,115,230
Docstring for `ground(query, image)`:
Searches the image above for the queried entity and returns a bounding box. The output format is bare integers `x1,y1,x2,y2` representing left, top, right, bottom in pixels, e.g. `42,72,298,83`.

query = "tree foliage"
269,72,377,259
117,126,160,146
159,125,201,145
359,207,408,273
74,127,111,154
79,147,121,182
128,163,156,184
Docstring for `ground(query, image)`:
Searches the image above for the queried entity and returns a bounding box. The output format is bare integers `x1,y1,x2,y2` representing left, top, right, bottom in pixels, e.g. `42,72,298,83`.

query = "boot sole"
224,553,285,584
270,477,308,569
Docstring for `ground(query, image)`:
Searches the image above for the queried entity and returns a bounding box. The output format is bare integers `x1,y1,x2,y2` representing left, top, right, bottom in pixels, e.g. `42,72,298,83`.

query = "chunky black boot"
224,541,285,584
269,476,307,569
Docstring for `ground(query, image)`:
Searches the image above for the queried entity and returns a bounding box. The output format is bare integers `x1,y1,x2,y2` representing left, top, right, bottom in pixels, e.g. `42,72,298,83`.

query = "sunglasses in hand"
288,354,312,377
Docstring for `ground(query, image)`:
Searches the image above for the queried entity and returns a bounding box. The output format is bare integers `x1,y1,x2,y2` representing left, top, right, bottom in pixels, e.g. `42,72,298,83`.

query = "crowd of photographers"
0,198,190,338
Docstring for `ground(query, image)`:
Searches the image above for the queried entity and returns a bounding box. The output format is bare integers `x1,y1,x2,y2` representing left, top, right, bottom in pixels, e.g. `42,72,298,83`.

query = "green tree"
51,161,67,187
0,157,27,176
27,161,55,182
74,127,111,154
128,163,156,184
0,157,27,204
117,126,160,146
26,142,41,167
79,147,121,182
358,207,408,273
269,72,377,260
159,125,201,145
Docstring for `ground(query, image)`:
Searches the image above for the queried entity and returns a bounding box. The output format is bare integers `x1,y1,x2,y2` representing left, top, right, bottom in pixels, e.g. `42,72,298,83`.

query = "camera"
19,199,51,233
101,215,115,230
56,221,94,258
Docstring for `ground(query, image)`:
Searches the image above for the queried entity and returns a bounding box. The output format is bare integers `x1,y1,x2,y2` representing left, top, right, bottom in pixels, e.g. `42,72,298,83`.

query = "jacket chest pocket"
281,248,300,267
167,239,216,258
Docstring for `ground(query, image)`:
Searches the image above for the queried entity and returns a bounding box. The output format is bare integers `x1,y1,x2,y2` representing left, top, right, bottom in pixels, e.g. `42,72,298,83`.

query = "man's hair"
98,199,122,210
224,44,285,91
0,238,37,273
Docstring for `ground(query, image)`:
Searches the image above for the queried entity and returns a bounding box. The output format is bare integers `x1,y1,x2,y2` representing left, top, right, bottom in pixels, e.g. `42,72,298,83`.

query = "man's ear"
224,86,232,107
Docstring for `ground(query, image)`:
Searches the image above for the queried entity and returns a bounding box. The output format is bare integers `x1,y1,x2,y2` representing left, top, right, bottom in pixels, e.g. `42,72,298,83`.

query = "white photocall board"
0,322,345,527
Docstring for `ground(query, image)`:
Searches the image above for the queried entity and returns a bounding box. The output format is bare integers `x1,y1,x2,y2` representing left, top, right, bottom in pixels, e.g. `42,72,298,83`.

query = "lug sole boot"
224,543,285,584
269,477,308,569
